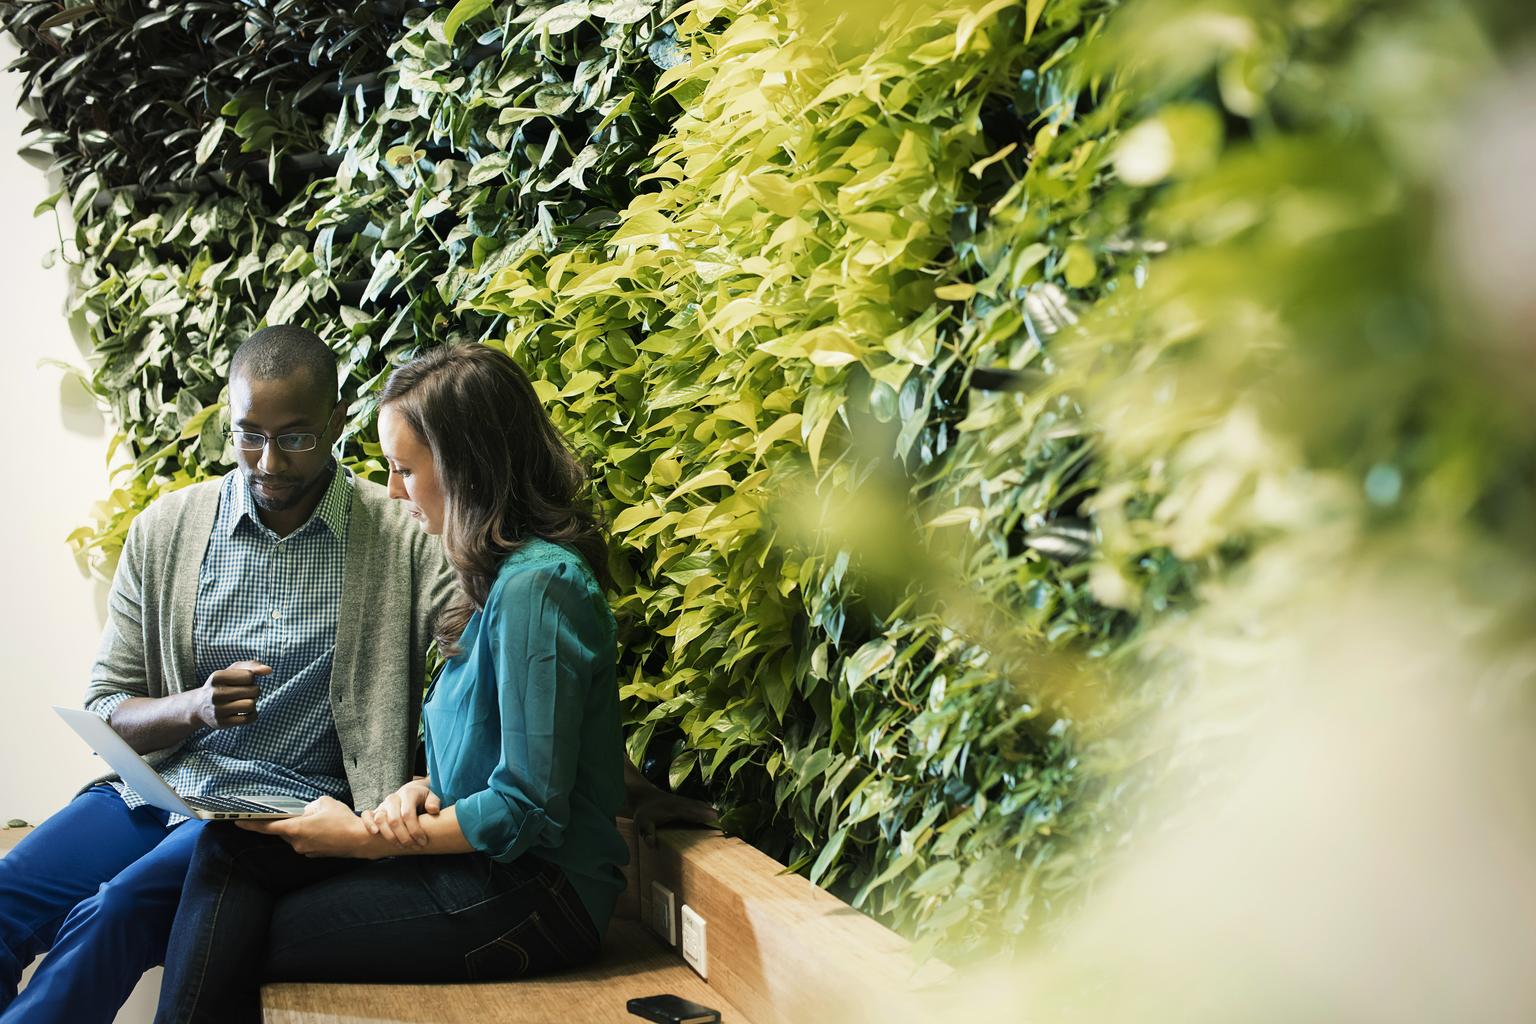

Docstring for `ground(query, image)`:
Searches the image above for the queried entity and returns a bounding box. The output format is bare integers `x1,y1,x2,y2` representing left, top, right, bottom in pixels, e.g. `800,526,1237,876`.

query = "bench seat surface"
262,918,748,1023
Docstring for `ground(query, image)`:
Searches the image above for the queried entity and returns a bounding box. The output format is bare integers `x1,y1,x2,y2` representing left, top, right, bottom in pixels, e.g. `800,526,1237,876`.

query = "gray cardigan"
84,471,456,811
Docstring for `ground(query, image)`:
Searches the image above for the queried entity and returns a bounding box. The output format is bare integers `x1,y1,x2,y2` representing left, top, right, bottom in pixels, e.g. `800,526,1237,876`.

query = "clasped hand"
239,779,443,858
363,778,441,849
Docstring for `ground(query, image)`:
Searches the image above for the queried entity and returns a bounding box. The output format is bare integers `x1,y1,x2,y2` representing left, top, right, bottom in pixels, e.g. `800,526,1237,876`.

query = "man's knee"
67,877,174,943
0,932,26,1002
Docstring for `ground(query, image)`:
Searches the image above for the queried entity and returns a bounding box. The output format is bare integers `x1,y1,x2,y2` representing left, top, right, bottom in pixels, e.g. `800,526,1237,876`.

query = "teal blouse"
422,538,628,933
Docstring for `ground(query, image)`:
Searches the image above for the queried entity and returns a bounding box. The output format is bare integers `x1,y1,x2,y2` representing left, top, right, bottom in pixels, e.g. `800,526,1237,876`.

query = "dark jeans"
154,824,601,1024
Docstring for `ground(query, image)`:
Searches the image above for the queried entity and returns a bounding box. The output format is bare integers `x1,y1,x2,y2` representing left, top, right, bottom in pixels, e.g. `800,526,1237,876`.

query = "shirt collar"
225,464,352,541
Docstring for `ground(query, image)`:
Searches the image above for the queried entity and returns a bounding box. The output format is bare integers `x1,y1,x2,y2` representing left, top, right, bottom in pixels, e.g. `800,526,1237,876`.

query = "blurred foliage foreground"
6,0,1536,966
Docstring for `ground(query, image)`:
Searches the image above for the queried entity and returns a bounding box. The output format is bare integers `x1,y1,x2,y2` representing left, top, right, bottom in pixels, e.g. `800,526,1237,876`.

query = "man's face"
228,371,341,515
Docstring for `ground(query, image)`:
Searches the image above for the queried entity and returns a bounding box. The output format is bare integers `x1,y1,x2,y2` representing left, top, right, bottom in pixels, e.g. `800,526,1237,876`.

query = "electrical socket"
680,903,708,979
649,882,677,946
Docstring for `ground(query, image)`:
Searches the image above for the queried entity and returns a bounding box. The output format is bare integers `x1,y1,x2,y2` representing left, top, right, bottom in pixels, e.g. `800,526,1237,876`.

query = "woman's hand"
237,795,378,858
363,778,442,849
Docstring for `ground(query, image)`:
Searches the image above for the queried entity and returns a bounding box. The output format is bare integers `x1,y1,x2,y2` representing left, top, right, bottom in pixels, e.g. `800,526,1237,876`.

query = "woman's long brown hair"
380,344,609,654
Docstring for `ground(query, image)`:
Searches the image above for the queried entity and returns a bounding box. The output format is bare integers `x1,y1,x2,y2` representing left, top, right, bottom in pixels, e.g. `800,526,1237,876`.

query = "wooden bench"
4,821,948,1023
266,822,949,1023
263,819,747,1023
0,827,29,856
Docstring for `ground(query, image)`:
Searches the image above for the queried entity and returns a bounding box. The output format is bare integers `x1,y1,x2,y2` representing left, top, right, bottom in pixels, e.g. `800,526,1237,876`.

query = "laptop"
54,706,307,820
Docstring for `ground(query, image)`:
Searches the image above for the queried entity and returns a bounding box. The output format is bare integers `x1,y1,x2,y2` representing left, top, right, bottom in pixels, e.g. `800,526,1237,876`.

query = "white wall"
0,36,161,1024
0,42,111,817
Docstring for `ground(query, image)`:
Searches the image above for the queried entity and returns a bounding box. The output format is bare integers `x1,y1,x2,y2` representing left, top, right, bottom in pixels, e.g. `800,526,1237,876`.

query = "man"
0,325,455,1023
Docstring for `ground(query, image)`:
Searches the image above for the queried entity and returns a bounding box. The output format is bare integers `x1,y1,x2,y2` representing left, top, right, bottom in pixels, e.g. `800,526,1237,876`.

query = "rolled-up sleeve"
89,691,133,723
454,563,599,863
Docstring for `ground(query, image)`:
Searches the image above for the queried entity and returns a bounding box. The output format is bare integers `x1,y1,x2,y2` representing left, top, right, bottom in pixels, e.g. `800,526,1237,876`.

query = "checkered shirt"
91,467,353,824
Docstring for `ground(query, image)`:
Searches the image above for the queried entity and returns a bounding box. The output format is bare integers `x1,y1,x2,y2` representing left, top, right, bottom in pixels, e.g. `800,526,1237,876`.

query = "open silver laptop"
54,706,307,820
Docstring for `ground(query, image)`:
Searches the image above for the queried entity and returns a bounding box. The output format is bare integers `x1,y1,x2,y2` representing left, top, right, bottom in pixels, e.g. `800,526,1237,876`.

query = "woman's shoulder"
491,538,601,593
483,539,611,636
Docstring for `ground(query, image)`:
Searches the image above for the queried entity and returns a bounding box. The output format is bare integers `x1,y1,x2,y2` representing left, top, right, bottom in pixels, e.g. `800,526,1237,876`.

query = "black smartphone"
626,993,722,1024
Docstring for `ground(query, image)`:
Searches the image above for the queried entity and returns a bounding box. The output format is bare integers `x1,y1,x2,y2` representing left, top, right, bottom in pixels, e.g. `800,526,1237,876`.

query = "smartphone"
626,993,722,1024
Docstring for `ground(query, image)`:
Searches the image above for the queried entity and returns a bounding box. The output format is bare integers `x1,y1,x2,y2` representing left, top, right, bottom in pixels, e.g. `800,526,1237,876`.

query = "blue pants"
0,785,204,1024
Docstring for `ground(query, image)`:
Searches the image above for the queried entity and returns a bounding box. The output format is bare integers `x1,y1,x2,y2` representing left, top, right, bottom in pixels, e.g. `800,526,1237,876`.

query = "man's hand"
237,795,377,858
106,664,270,754
632,790,721,846
624,755,720,846
363,778,441,849
188,660,270,730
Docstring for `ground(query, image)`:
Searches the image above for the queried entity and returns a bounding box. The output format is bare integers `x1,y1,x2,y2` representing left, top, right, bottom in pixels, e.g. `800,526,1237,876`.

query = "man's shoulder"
348,473,405,530
131,477,225,537
346,473,435,555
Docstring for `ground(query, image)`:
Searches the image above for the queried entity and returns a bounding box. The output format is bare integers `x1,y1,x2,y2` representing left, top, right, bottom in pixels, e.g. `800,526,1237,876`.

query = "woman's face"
379,404,446,534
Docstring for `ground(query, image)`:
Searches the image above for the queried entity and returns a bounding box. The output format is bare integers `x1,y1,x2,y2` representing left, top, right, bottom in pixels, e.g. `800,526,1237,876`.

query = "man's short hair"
230,325,338,407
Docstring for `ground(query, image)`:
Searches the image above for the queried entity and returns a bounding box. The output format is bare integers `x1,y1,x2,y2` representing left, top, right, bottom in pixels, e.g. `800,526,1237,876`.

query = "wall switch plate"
680,903,708,979
649,882,677,946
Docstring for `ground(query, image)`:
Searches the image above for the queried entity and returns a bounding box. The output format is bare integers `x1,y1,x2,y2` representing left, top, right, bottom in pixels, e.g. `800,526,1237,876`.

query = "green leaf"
178,402,223,441
32,189,65,218
808,825,848,885
667,750,696,791
141,292,187,319
537,3,591,34
265,277,311,325
443,0,494,44
844,640,895,692
1024,0,1047,43
670,468,733,500
467,153,511,186
612,503,663,534
1063,243,1096,288
361,251,401,306
385,145,423,168
926,506,980,529
534,84,577,116
909,860,960,897
590,0,655,25
194,118,226,167
557,369,605,397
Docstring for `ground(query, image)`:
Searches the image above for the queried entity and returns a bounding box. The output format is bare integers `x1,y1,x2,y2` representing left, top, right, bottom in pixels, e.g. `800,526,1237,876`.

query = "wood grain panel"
638,829,950,1024
0,827,31,856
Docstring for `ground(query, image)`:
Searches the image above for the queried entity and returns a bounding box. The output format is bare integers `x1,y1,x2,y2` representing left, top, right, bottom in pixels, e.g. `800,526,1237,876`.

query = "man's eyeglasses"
226,430,321,453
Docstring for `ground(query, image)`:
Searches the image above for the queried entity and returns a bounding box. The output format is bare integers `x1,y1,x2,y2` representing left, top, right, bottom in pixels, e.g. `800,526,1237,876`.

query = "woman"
153,344,631,1023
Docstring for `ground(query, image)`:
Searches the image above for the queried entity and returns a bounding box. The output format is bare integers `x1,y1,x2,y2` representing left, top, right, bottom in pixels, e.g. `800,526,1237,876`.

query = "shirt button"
272,611,281,619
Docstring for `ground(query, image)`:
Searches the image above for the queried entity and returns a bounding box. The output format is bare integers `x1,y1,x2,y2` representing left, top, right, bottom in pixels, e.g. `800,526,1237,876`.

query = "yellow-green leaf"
926,507,981,529
670,469,734,500
1024,0,1047,42
1063,243,1097,288
443,0,493,43
934,283,975,301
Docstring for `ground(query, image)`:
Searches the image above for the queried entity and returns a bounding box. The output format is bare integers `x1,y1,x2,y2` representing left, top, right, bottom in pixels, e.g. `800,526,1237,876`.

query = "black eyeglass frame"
225,430,323,453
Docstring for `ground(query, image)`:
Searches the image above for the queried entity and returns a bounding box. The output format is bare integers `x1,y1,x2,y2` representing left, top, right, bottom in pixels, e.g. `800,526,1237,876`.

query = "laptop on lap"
54,706,306,820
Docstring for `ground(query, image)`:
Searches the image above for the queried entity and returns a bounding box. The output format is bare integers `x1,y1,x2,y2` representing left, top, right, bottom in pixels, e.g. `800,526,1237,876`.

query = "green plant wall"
8,0,1533,961
469,0,1158,952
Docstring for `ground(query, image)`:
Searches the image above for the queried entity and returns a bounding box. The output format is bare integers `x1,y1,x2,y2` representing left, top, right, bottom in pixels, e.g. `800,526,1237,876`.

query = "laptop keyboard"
184,794,292,814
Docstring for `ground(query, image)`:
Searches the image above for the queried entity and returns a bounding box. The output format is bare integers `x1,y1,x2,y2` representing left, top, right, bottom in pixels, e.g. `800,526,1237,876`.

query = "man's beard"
249,463,331,513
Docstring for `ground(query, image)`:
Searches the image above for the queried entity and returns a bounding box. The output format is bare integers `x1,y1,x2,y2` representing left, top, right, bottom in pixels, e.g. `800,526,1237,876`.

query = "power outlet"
680,903,708,979
649,882,677,946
